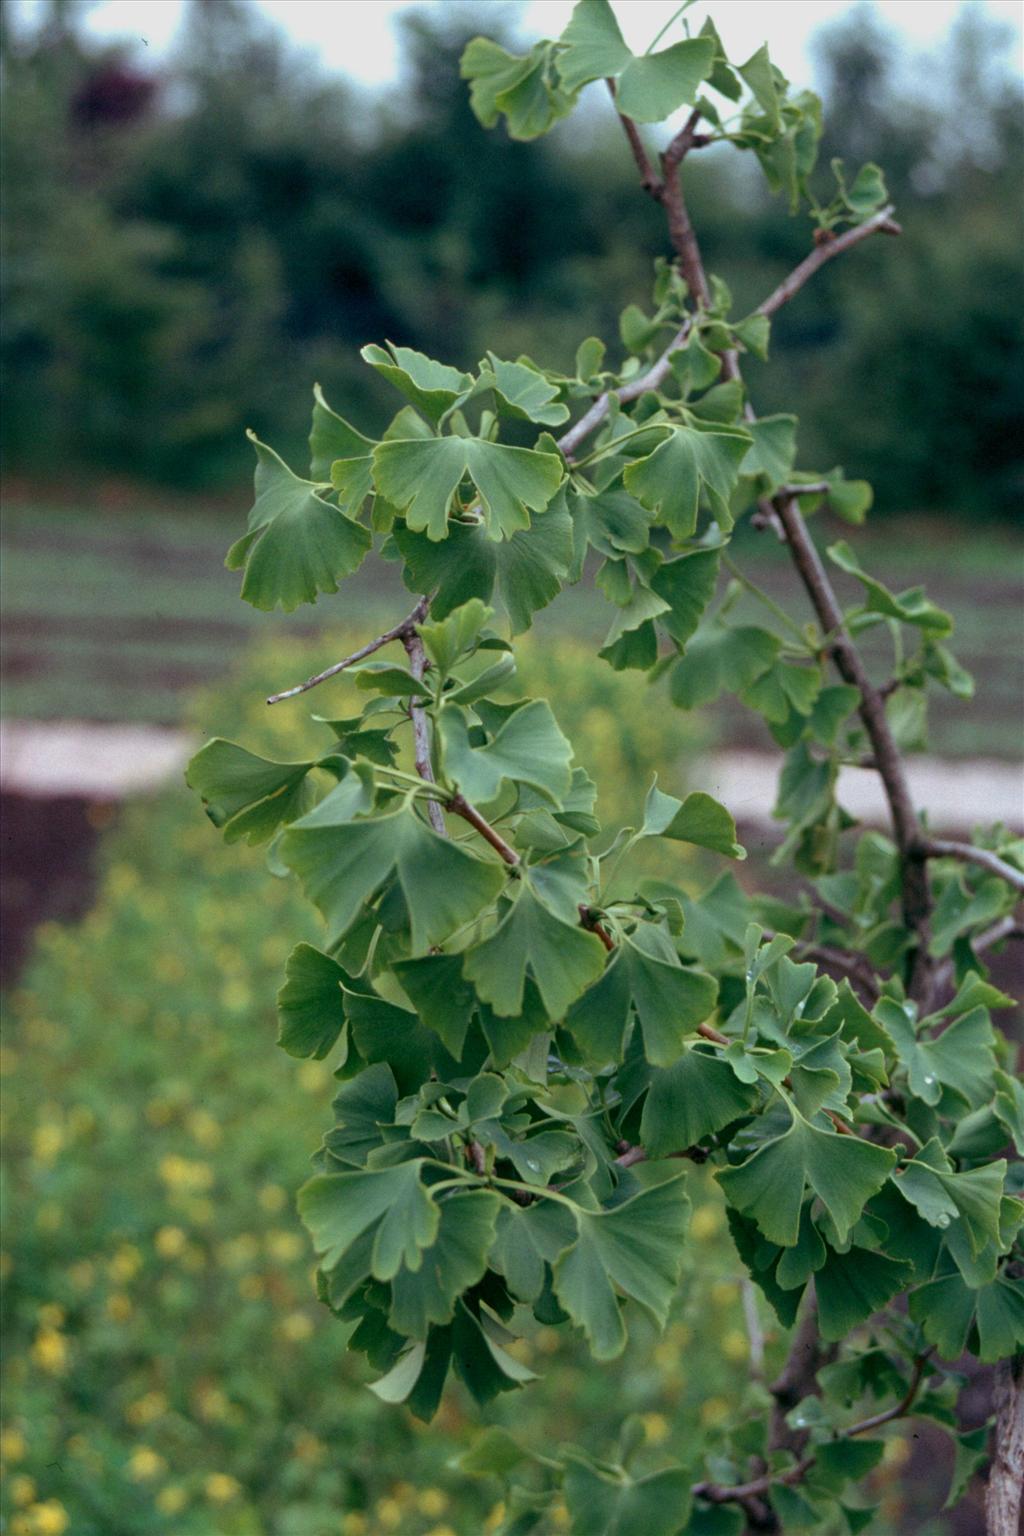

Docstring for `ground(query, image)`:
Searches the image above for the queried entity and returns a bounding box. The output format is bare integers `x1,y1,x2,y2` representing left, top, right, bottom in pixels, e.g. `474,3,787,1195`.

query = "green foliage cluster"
181,7,1023,1531
1,0,1021,515
0,641,727,1536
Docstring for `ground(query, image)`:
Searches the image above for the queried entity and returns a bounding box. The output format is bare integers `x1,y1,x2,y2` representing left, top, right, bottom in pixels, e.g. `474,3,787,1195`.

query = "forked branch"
757,206,901,318
267,596,431,704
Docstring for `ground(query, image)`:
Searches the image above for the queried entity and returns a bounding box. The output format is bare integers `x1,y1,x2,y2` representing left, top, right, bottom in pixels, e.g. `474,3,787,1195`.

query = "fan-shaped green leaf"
282,798,506,949
553,1173,691,1359
463,885,606,1021
624,424,750,539
439,699,573,806
717,1105,896,1247
375,435,563,541
226,434,371,611
185,738,316,845
276,943,348,1060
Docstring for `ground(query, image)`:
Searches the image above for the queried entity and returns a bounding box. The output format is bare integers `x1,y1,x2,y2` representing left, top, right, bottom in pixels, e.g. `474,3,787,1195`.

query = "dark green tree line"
1,0,1020,513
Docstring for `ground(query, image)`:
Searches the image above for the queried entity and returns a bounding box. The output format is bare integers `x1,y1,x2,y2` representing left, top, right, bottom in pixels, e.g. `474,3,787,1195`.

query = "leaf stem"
722,551,810,645
570,422,669,470
645,1,691,54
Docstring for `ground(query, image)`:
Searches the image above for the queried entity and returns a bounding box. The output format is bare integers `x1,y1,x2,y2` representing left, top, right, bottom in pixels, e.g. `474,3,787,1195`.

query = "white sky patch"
7,0,1023,87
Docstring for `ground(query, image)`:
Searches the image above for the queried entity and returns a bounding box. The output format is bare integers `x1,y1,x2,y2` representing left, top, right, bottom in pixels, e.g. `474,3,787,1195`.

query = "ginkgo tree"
186,3,1024,1531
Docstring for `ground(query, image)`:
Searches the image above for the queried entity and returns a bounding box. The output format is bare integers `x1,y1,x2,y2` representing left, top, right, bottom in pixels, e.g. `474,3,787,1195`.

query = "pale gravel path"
700,750,1024,834
1,719,196,798
1,720,1021,832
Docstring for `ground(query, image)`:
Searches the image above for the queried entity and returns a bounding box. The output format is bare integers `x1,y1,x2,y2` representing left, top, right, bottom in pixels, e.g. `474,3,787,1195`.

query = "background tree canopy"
1,0,1022,516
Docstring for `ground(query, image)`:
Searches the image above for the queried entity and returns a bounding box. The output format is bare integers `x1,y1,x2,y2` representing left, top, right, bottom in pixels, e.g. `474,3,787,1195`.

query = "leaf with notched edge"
389,1191,502,1338
185,738,316,845
553,1172,691,1359
566,929,718,1067
282,797,506,950
624,424,750,539
276,943,348,1060
717,1104,896,1247
373,435,563,541
438,699,573,806
463,884,606,1021
395,499,573,633
299,1158,439,1278
227,434,371,612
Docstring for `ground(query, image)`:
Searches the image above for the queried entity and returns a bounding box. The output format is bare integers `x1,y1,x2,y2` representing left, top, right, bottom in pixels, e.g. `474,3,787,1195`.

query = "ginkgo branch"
609,90,935,1004
756,206,902,319
694,1349,933,1507
447,792,520,866
402,624,448,837
266,595,431,704
556,320,692,461
922,839,1024,893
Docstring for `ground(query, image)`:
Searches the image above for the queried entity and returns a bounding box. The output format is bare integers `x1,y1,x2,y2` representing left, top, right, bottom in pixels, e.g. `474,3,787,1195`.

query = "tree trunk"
987,1354,1024,1536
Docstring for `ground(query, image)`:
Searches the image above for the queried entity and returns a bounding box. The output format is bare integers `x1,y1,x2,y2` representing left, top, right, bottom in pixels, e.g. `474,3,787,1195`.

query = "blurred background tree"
1,0,1022,512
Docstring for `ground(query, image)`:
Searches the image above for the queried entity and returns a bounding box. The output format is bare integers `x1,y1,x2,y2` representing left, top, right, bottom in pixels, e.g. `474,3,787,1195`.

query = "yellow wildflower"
32,1124,63,1164
31,1327,68,1374
375,1497,403,1529
884,1436,911,1467
218,1234,259,1269
2,1419,27,1456
154,1225,187,1259
722,1329,749,1362
158,1155,214,1193
37,1304,65,1329
484,1504,505,1533
10,1474,36,1506
125,1392,167,1427
27,1502,70,1536
204,1473,241,1503
710,1279,736,1308
195,1386,229,1422
641,1412,670,1445
108,863,139,896
127,1446,167,1481
550,1502,572,1531
279,1311,313,1342
341,1515,368,1536
416,1487,448,1516
293,1431,325,1462
266,1230,303,1263
155,1486,188,1515
238,1274,264,1301
108,1245,142,1283
258,1184,286,1213
107,1292,133,1322
700,1396,731,1428
187,1109,222,1148
424,1527,457,1536
690,1204,723,1240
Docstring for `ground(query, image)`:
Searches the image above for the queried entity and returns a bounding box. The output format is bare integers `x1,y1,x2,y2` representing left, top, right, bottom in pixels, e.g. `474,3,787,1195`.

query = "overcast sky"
9,0,1024,89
